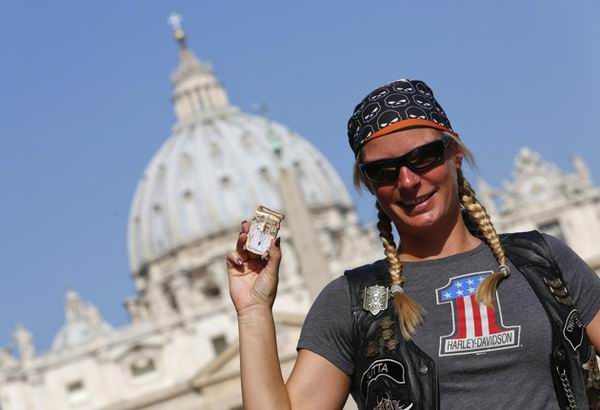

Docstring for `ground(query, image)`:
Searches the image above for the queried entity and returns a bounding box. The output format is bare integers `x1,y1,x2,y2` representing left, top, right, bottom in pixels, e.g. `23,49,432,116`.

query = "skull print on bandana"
412,94,433,110
384,93,410,108
416,81,433,97
392,80,416,94
369,87,390,101
347,79,456,155
405,106,427,120
362,103,382,122
377,110,401,129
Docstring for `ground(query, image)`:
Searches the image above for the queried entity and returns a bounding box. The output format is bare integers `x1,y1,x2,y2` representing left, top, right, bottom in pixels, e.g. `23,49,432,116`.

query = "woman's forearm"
237,305,291,410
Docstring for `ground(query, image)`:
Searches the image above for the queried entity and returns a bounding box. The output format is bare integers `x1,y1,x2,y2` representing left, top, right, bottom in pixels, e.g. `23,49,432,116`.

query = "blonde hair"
375,201,423,340
458,169,510,307
354,132,509,339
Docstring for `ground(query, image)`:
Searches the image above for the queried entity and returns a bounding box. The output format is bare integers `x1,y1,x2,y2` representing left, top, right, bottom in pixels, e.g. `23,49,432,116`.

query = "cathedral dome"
127,24,352,275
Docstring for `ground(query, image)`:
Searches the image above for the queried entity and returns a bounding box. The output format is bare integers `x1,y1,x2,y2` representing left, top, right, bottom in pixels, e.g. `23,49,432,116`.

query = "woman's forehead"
360,127,444,161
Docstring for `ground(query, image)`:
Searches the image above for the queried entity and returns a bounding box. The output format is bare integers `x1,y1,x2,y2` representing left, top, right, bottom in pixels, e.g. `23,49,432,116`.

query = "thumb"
265,237,282,273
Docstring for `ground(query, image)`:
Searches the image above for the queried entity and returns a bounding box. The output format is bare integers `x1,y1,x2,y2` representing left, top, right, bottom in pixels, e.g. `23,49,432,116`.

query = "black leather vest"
345,231,596,410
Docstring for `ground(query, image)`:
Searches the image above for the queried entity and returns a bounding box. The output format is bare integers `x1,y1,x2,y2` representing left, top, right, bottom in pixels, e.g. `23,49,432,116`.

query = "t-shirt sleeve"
297,276,354,376
542,233,600,325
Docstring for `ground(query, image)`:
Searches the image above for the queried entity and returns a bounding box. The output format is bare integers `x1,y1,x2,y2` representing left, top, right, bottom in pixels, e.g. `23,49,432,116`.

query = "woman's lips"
399,191,435,210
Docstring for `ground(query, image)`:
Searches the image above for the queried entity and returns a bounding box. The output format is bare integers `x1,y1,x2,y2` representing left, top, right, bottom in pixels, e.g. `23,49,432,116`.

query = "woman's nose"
397,166,421,189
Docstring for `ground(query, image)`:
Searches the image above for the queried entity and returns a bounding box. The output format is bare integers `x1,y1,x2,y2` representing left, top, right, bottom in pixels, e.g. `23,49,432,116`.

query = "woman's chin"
396,212,442,233
395,204,463,237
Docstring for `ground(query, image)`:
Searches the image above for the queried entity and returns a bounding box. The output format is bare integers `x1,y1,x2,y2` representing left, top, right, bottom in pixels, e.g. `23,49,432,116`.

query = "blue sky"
1,0,599,353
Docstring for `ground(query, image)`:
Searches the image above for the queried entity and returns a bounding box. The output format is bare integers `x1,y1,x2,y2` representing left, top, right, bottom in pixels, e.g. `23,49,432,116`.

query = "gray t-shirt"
297,234,600,409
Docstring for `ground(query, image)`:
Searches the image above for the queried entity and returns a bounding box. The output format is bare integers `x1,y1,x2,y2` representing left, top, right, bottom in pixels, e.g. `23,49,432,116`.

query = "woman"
226,79,600,409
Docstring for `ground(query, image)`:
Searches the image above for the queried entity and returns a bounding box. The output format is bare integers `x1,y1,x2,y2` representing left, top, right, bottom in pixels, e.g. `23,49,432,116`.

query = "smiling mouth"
400,192,435,207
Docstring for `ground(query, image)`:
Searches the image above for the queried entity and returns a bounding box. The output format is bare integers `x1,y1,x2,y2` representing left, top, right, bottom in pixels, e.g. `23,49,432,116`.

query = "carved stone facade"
478,147,600,274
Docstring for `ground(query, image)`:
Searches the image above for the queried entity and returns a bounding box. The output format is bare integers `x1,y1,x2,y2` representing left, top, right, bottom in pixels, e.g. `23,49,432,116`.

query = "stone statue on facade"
0,346,18,370
573,155,592,185
13,324,34,364
87,303,105,335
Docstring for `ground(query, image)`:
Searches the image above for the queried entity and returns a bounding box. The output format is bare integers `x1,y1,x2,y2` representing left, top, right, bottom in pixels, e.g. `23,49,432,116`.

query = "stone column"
278,166,331,300
126,297,151,323
170,274,194,315
147,283,174,320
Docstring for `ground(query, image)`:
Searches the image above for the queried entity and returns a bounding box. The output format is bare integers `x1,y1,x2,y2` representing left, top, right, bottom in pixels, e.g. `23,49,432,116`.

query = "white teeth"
402,193,433,206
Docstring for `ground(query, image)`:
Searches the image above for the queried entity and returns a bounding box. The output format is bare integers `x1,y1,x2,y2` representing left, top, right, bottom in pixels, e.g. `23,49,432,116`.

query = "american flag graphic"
436,271,520,356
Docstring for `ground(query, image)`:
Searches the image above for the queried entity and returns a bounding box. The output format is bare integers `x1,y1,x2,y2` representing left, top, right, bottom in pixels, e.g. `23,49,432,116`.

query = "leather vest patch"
361,358,408,404
363,285,389,315
563,309,584,351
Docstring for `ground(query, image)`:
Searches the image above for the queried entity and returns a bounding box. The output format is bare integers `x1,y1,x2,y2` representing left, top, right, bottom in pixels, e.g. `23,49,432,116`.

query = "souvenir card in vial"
245,206,285,259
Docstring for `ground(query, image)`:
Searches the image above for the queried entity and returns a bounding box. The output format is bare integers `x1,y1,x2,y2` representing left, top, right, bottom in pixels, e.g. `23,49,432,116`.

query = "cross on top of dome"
167,13,232,123
168,13,182,32
168,12,187,48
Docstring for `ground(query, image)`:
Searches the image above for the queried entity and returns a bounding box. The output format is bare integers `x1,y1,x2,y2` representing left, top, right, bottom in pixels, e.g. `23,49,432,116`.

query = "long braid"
376,202,424,340
457,169,510,308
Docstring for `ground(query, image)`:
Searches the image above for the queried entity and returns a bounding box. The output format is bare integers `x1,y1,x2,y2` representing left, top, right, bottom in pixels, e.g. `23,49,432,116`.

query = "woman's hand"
226,221,282,314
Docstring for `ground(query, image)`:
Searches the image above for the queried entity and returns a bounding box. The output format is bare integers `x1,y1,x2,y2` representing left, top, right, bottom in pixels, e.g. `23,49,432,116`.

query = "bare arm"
237,305,290,409
237,307,351,410
587,310,600,352
287,350,351,409
228,222,350,410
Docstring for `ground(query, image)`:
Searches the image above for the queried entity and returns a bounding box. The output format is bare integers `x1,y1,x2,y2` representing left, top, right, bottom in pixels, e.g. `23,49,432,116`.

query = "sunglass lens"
407,141,444,171
364,164,398,184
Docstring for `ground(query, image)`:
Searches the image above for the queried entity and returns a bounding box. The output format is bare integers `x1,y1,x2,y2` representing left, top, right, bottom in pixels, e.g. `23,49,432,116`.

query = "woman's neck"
397,216,482,262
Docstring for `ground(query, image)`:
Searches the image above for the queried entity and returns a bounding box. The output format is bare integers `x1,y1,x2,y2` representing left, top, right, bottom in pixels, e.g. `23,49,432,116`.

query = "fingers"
265,237,282,273
228,220,254,270
235,221,250,256
226,251,245,269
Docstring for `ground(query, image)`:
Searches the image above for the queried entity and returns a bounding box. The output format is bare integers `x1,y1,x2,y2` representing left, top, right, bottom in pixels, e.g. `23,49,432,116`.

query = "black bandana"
347,79,456,155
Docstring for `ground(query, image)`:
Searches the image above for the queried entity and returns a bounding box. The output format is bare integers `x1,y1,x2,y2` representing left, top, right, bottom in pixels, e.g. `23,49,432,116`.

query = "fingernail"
275,237,281,247
236,257,243,265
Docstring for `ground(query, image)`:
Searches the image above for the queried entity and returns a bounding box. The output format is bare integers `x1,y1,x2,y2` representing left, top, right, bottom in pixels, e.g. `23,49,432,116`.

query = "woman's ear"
453,145,464,169
354,151,376,194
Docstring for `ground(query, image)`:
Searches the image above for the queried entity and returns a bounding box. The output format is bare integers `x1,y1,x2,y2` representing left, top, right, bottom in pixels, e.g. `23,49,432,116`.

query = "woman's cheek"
374,187,397,208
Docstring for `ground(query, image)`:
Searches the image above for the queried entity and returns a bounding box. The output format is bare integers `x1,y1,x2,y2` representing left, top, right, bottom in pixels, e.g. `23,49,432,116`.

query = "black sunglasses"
359,135,452,185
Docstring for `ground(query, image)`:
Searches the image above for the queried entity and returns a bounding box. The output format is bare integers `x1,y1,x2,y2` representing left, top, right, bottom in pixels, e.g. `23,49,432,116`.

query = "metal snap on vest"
419,365,429,375
557,349,567,362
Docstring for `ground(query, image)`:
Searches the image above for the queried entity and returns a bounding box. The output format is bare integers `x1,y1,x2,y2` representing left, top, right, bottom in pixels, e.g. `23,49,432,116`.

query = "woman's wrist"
236,303,273,325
